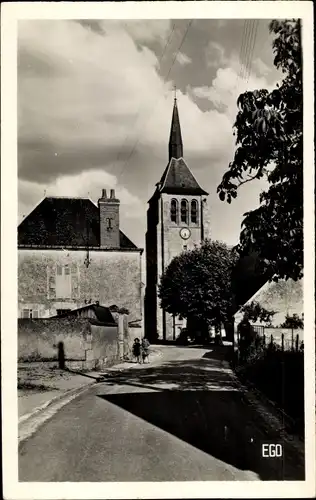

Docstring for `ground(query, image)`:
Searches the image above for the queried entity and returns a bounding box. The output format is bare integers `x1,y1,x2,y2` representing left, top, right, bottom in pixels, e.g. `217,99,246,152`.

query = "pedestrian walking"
141,337,150,363
132,338,141,363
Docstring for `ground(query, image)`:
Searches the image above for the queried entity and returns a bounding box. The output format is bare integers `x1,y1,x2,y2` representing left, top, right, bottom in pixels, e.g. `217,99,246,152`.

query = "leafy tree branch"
218,19,303,281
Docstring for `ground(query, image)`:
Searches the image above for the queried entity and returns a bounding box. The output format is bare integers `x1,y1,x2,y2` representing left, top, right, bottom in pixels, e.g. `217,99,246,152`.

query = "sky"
18,18,282,249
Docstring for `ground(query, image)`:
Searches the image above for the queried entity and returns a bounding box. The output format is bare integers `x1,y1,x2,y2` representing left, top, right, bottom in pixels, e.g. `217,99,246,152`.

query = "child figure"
132,338,141,363
141,337,150,364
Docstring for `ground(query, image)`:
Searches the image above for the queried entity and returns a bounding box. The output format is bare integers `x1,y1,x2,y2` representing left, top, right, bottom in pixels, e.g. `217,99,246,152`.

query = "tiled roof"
159,158,208,196
52,303,117,325
18,197,137,249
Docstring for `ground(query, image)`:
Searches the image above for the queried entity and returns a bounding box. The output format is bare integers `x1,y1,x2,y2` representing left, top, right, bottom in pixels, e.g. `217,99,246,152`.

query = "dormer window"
180,199,189,224
170,199,178,223
191,199,198,224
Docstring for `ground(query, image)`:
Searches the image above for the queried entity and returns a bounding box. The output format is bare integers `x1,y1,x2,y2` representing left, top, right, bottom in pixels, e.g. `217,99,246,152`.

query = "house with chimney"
18,189,143,323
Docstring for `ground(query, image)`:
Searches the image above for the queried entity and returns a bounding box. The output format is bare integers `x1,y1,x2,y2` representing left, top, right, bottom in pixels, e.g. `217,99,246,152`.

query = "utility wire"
244,20,259,82
234,19,253,98
110,23,176,177
236,20,250,89
235,19,258,98
116,20,193,184
241,20,254,82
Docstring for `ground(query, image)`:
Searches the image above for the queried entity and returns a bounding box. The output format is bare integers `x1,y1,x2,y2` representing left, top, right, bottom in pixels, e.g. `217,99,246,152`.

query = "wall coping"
18,244,143,254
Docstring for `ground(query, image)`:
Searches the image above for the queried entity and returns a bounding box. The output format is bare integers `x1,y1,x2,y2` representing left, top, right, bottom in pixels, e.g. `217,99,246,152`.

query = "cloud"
252,57,272,77
18,20,234,184
190,57,278,119
175,51,192,66
18,20,277,249
206,41,229,68
18,170,144,244
98,19,172,44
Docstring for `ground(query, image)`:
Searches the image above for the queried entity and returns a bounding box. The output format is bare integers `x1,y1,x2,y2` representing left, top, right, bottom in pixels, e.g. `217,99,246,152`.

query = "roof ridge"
159,158,174,192
19,194,47,226
45,195,92,200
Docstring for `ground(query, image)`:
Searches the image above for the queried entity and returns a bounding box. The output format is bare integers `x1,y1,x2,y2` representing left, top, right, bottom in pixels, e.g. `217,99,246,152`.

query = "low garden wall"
18,317,119,370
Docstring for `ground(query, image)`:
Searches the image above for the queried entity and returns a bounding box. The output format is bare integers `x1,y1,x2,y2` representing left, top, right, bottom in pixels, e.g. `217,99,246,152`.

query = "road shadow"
97,354,305,481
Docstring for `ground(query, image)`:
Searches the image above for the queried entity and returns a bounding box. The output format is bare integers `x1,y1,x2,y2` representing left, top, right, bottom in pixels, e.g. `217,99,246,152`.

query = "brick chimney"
98,188,120,248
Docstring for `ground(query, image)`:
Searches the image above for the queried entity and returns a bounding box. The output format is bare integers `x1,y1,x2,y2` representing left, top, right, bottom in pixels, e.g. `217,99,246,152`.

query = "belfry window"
170,199,178,223
191,199,198,224
180,199,189,224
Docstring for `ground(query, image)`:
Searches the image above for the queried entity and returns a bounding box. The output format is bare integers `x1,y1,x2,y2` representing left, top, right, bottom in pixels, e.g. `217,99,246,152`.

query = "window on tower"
170,199,178,223
180,199,189,224
191,199,198,224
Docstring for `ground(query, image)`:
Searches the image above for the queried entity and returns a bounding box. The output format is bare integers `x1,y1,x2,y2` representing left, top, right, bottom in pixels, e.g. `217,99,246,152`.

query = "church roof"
18,196,138,250
159,157,208,196
150,97,208,198
169,98,183,160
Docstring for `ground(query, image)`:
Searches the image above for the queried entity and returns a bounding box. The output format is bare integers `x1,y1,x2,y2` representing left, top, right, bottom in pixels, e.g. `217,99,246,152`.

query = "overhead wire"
234,19,259,103
244,20,259,82
109,23,177,179
241,20,254,82
235,20,250,91
233,19,255,102
116,20,193,185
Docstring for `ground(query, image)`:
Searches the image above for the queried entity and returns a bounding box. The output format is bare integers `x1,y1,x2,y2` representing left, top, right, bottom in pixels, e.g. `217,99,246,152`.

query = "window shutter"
47,264,56,299
71,263,80,300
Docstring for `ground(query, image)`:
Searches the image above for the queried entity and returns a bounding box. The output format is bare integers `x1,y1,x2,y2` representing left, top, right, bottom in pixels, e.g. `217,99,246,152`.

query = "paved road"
19,345,304,481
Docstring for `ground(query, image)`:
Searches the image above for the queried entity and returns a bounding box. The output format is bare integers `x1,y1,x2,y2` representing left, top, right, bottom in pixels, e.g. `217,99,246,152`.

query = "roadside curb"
100,349,164,376
19,379,96,426
19,350,164,439
19,349,164,443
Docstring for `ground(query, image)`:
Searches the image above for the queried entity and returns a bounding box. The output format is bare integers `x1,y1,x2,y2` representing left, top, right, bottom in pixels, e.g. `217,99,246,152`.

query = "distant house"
51,302,117,326
18,190,143,322
234,277,304,328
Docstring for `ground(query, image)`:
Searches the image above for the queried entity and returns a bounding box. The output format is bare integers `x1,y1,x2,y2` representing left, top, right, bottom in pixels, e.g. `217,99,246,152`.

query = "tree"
217,19,302,281
280,313,304,329
241,301,276,325
158,240,238,335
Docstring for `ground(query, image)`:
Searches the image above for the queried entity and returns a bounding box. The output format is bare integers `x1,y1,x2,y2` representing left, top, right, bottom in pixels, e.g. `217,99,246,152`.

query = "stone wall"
90,323,118,369
18,249,142,321
18,317,119,370
161,193,204,268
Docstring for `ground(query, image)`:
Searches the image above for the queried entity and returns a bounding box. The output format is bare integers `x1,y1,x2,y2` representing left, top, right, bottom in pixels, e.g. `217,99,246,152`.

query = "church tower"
145,97,209,341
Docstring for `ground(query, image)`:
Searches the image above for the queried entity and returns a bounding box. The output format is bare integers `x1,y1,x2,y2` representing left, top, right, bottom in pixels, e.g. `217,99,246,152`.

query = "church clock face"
180,227,191,240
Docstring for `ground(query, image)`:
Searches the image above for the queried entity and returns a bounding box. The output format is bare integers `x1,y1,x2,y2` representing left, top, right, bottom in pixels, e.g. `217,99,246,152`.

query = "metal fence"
252,325,265,337
255,327,304,352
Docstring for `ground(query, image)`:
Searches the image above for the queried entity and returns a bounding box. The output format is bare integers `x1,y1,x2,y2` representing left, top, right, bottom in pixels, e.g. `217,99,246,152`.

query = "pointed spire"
168,94,183,160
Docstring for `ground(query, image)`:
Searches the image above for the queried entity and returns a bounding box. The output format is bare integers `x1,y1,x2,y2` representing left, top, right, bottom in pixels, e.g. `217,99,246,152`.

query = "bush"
236,348,304,433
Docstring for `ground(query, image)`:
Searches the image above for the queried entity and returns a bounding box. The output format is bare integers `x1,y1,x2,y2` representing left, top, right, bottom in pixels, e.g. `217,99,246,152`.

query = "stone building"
18,190,143,322
145,98,210,341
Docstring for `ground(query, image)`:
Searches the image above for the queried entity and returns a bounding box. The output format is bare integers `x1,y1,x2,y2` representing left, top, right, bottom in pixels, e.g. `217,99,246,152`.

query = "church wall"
161,192,204,266
202,197,212,240
160,193,207,339
18,249,142,322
